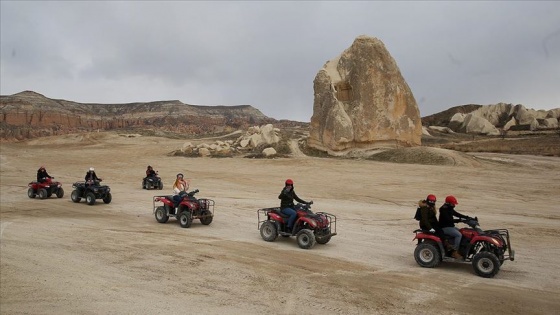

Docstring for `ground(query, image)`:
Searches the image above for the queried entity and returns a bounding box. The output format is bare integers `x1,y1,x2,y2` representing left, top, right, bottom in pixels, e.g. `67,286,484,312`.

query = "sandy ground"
1,132,559,315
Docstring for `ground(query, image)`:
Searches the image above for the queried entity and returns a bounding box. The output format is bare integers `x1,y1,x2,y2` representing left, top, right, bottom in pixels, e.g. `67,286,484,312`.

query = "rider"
172,173,190,209
418,194,445,240
36,166,52,183
278,179,312,233
144,165,158,187
85,167,101,186
146,165,157,178
439,195,470,260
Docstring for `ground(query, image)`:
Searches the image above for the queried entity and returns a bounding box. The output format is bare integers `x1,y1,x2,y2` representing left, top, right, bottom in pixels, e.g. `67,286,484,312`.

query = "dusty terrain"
1,132,559,315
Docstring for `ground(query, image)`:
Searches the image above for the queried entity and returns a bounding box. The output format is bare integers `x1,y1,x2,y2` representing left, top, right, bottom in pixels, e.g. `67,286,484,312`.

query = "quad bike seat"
270,208,289,218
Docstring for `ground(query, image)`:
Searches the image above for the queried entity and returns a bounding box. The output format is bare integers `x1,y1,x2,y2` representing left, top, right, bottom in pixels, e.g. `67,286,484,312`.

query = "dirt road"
1,132,559,314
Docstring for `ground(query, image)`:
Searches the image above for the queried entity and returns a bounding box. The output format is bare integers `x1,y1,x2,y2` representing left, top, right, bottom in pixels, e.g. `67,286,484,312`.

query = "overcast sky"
1,1,559,122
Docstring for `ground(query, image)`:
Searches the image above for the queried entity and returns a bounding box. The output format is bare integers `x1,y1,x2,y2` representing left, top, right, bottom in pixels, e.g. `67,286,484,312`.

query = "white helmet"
89,167,95,171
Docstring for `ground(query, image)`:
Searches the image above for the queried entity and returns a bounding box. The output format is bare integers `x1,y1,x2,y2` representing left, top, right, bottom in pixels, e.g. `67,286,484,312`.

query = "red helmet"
285,179,293,185
426,194,436,206
445,195,458,205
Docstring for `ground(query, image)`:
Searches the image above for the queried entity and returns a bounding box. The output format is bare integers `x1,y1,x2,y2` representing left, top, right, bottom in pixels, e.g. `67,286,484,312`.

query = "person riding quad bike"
143,165,163,190
37,166,52,183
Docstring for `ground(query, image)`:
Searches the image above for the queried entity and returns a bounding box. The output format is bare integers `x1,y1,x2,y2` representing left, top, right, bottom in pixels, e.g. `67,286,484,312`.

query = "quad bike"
142,173,163,190
257,202,337,249
413,217,515,278
70,179,112,205
27,177,64,199
153,189,215,228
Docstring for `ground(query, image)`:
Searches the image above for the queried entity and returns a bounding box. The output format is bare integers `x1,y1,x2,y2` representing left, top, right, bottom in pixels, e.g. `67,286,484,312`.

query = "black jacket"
418,200,440,230
278,187,308,209
85,171,100,182
37,170,51,181
439,203,468,228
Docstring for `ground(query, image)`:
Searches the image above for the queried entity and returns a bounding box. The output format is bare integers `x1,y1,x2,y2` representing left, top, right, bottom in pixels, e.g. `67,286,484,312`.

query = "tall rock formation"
308,35,422,155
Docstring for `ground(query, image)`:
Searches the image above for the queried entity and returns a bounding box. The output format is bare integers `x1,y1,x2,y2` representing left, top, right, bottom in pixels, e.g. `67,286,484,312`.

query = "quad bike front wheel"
71,190,81,203
155,206,169,223
103,193,112,204
472,251,501,278
86,192,96,205
179,212,192,228
158,182,163,190
56,188,64,198
199,211,213,225
296,229,316,249
315,229,332,245
414,242,441,268
27,188,36,199
260,221,278,242
38,188,48,200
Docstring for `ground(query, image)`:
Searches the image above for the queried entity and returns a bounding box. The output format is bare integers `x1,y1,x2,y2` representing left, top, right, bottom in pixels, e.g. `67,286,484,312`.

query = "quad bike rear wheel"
28,188,36,199
158,182,163,190
472,251,500,278
71,190,81,203
155,206,169,223
103,193,112,204
414,242,441,268
179,211,193,228
86,192,96,205
296,229,316,249
38,188,48,200
56,188,64,198
260,221,278,242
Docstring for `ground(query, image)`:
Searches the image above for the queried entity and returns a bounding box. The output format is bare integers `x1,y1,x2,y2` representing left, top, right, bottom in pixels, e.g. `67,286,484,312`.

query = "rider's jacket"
418,200,440,230
278,187,308,209
438,204,468,228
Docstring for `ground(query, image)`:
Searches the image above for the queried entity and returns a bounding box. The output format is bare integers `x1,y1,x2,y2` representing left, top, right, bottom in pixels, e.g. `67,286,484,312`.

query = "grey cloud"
1,1,559,122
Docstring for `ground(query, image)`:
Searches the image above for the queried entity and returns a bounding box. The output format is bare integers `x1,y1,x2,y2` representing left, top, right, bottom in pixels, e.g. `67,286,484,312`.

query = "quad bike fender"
470,235,504,247
413,232,446,253
296,216,318,229
267,212,285,223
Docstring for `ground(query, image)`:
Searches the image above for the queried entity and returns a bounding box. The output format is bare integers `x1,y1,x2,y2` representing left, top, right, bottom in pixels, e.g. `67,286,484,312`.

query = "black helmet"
177,173,184,178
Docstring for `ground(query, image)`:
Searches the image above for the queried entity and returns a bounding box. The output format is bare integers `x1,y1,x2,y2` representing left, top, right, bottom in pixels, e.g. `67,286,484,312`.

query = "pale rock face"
448,113,466,131
422,126,432,136
546,109,560,119
503,117,517,131
460,114,500,135
262,147,277,157
542,118,559,128
308,35,422,154
198,148,211,157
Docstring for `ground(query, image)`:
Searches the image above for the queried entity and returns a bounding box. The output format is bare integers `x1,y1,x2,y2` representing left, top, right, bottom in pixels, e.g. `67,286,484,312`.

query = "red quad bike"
413,217,515,278
153,189,215,228
257,202,337,249
28,177,64,199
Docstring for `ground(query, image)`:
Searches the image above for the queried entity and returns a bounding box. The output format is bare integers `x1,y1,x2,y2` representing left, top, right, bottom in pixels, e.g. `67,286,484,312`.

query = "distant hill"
0,91,307,141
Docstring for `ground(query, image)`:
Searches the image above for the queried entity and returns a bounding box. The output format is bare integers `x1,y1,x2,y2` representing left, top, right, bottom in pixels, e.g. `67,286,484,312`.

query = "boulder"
308,35,422,155
262,147,277,157
542,118,559,128
459,114,500,135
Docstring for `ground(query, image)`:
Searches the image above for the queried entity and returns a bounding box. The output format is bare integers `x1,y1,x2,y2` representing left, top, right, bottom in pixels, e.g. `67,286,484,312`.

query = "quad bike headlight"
490,238,501,246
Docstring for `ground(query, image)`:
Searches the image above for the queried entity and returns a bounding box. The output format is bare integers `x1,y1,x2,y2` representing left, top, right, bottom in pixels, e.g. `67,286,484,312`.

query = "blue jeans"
442,227,462,250
281,207,297,228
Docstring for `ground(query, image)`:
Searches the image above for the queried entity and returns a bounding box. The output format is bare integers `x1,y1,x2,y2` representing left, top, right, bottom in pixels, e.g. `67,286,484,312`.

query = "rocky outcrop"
0,91,277,141
175,124,282,157
308,35,422,155
425,102,559,134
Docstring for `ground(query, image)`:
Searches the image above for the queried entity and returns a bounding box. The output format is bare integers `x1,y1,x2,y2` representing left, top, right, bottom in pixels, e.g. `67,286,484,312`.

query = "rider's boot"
451,250,463,260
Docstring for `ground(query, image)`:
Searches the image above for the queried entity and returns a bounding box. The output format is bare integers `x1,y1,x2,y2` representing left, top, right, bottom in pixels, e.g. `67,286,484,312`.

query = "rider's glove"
308,200,313,205
429,228,435,233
